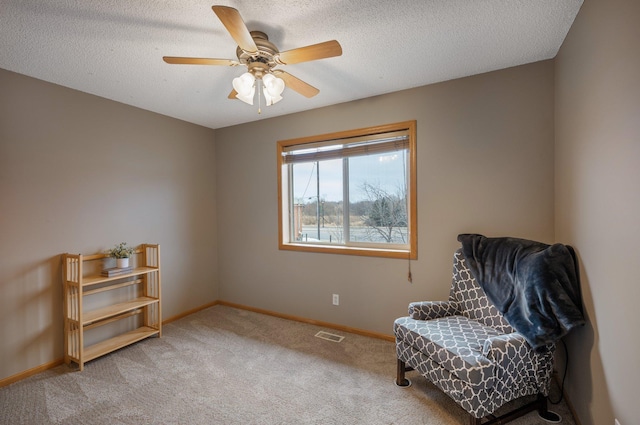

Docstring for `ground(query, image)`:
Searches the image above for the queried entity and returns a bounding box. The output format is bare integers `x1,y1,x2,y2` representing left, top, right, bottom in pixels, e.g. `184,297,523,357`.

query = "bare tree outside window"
359,182,408,244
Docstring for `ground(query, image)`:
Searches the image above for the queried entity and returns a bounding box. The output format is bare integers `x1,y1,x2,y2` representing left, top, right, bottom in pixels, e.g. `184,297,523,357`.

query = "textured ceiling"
0,0,582,130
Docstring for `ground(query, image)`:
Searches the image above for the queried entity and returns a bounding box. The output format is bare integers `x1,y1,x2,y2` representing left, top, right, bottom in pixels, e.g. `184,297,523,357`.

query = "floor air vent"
314,331,345,343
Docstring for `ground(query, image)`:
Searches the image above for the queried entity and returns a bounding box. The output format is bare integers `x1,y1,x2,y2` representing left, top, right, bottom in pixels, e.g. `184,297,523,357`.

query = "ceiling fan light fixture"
262,73,285,106
232,72,255,105
163,7,342,110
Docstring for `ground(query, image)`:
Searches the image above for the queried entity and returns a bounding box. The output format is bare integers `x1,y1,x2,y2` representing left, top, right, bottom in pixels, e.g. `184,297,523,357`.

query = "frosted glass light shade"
262,73,285,105
233,72,256,105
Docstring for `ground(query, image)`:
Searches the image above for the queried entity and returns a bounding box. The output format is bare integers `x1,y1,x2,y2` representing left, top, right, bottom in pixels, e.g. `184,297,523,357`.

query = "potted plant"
106,242,136,268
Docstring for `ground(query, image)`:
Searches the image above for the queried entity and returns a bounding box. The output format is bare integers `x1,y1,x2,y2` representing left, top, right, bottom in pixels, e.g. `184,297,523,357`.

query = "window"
277,121,417,259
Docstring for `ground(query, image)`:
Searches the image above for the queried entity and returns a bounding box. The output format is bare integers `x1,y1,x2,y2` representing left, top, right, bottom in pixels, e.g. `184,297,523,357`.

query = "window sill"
279,242,416,259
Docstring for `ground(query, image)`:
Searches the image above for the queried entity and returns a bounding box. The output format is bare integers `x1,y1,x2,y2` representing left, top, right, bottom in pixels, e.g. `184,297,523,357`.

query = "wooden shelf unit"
62,244,161,371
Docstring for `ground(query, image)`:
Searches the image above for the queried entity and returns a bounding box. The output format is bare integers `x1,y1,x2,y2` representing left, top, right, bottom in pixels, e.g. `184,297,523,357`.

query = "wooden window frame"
277,120,417,259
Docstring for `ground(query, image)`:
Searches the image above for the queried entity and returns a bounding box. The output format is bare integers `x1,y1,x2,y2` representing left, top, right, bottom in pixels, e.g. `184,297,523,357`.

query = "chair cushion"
394,315,501,388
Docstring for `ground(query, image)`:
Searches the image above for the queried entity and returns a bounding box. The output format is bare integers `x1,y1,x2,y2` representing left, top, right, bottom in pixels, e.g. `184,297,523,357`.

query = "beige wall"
555,1,640,425
215,60,555,335
0,69,218,381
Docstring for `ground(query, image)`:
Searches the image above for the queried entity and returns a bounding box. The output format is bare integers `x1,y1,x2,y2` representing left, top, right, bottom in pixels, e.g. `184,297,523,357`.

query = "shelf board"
84,326,159,362
82,267,158,287
83,297,158,326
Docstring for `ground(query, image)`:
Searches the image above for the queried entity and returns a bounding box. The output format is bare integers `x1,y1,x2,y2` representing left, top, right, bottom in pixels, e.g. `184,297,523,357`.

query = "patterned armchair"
394,248,564,425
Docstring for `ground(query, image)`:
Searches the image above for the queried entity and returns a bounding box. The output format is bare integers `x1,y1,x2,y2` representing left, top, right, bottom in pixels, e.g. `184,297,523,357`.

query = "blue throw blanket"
457,234,585,350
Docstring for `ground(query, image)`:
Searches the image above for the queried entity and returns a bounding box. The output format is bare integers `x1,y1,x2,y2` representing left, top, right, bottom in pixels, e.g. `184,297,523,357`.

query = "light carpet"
0,305,576,424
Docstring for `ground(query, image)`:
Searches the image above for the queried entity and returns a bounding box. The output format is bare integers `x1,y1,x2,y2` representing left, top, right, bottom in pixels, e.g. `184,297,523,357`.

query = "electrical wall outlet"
332,294,339,306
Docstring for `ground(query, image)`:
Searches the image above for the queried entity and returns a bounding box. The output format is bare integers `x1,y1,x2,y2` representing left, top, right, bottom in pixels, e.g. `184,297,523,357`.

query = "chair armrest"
483,332,555,386
482,332,529,357
408,301,460,320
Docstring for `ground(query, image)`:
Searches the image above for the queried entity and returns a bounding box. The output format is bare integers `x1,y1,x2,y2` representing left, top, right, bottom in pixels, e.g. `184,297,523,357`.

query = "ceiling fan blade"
163,57,238,66
228,88,237,99
277,40,342,65
273,70,319,98
212,6,258,54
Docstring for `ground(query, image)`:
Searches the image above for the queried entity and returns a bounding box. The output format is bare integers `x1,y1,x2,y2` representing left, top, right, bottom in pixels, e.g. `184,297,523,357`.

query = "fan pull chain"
257,79,262,114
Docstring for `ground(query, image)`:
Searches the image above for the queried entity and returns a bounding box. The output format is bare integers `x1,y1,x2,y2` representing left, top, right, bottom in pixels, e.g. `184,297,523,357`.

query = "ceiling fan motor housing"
236,31,279,78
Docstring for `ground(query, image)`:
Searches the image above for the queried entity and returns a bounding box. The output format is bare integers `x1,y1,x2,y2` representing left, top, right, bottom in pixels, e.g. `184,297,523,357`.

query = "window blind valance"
281,130,409,164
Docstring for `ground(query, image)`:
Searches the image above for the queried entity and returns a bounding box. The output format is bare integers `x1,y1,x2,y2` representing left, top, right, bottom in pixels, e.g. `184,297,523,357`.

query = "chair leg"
471,394,561,425
537,394,562,423
395,359,411,387
469,416,482,425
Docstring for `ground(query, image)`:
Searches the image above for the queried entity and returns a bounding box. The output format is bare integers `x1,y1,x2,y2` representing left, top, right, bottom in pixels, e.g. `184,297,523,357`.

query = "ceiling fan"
163,5,342,109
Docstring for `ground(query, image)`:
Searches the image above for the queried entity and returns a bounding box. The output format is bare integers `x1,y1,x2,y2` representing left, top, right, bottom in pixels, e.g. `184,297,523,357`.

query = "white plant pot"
116,257,130,268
